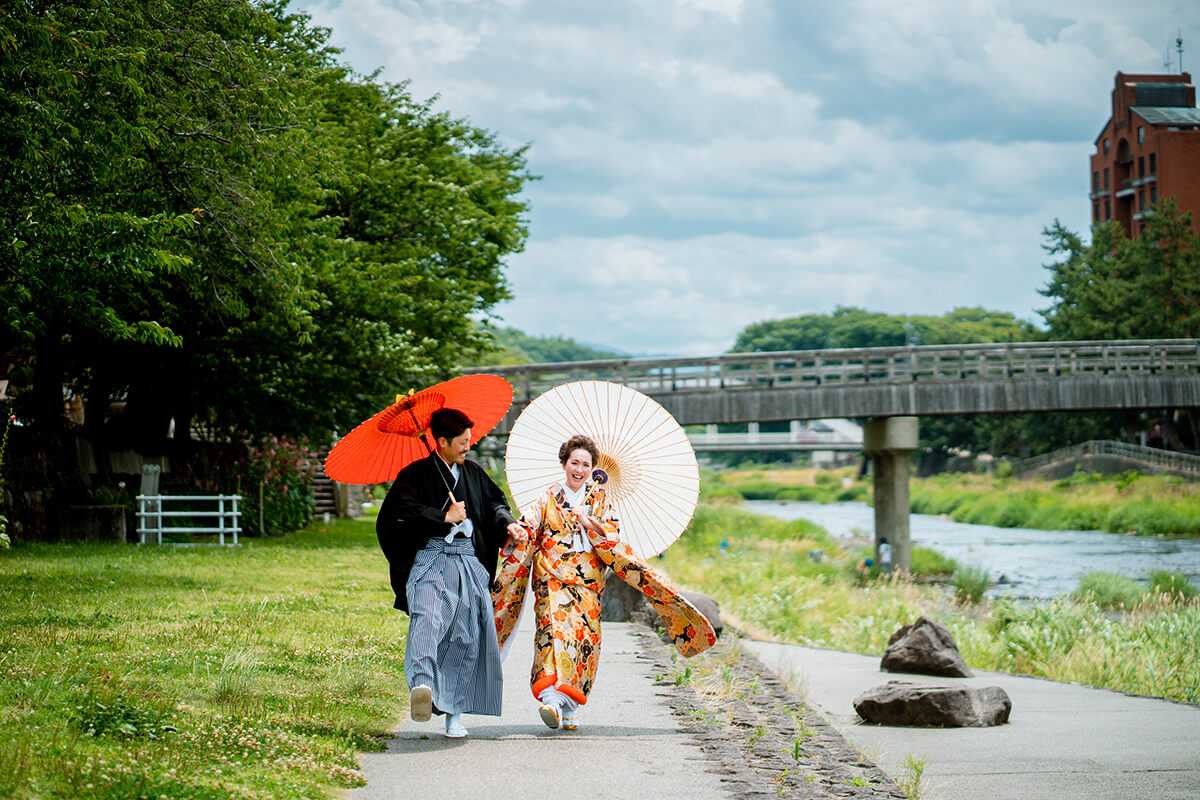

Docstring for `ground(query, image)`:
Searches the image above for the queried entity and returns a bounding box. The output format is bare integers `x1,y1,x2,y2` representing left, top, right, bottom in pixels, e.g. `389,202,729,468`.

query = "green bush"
70,689,176,740
725,480,780,500
1105,502,1197,536
1115,470,1141,491
1148,570,1198,600
777,485,822,502
952,565,989,604
911,546,958,577
241,436,316,536
814,471,840,487
1076,571,1146,609
834,485,868,502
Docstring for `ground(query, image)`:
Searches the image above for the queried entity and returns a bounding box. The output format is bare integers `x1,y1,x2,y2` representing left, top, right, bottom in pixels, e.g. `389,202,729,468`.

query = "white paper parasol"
504,380,700,560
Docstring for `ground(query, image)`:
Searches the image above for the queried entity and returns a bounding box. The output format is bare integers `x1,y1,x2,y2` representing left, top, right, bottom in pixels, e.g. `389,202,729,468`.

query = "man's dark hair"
431,408,474,442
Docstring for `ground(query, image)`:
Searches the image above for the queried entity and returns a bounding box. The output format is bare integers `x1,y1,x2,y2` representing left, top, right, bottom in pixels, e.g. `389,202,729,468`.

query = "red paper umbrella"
324,374,514,484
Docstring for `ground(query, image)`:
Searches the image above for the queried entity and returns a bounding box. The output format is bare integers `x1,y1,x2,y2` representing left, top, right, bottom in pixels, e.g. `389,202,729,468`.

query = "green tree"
1,0,532,450
731,306,1037,353
1040,200,1200,340
1038,200,1200,449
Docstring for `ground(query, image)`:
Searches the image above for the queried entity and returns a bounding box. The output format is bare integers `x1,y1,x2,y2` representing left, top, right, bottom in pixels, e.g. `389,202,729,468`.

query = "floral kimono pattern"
493,475,716,705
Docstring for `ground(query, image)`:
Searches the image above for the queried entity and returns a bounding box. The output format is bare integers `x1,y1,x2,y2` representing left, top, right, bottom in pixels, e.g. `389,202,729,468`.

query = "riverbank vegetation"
0,518,405,800
662,504,1200,704
910,468,1200,536
701,464,1200,538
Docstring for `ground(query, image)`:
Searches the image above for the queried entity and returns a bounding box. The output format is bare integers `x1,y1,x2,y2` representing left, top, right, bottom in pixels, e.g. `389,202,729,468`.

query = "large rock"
681,591,724,638
882,615,973,677
600,573,653,624
600,573,723,638
854,681,1012,727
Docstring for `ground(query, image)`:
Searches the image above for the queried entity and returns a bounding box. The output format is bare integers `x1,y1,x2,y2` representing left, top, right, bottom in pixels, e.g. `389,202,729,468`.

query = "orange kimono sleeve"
585,524,716,658
491,498,543,650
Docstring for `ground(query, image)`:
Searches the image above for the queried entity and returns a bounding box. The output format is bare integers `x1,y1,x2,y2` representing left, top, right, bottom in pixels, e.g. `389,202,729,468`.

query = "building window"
1104,138,1110,156
1105,200,1111,219
1093,171,1099,191
1150,186,1157,205
1139,189,1145,210
1138,156,1145,178
1149,153,1156,174
1138,126,1144,145
1104,167,1110,189
1093,203,1100,221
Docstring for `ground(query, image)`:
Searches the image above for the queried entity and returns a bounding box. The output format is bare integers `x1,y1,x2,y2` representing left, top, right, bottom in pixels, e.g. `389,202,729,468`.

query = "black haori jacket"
376,453,517,613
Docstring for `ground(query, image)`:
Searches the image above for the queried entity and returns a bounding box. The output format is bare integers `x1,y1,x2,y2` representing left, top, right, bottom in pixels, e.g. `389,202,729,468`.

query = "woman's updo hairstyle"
558,434,600,466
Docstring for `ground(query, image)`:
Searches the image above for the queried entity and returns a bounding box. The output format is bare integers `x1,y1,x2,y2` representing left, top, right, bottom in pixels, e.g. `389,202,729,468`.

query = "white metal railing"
136,494,242,546
465,339,1200,399
1012,440,1200,476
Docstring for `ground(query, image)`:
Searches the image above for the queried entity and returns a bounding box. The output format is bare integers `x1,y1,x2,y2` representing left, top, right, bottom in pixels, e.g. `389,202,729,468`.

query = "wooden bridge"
467,338,1200,432
466,339,1200,572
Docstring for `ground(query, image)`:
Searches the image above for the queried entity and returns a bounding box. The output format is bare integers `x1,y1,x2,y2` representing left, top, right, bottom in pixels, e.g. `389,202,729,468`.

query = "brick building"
1090,71,1200,236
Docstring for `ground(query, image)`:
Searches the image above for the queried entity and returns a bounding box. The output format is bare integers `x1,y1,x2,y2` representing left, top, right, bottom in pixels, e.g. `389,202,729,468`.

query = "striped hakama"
405,536,503,716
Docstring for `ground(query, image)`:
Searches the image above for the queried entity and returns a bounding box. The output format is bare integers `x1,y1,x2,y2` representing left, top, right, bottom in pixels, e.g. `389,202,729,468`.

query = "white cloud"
296,0,1190,356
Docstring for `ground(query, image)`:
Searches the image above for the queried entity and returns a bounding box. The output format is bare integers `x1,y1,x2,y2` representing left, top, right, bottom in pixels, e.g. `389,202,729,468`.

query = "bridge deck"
466,339,1200,429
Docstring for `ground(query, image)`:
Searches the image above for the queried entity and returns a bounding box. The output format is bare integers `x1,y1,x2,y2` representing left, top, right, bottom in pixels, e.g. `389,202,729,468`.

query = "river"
746,500,1200,599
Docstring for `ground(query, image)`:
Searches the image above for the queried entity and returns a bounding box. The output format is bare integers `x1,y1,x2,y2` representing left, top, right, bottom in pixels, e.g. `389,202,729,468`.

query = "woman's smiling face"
562,448,593,492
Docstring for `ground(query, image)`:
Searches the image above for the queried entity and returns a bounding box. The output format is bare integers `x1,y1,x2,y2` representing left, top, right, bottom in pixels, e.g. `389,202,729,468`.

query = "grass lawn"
0,517,409,800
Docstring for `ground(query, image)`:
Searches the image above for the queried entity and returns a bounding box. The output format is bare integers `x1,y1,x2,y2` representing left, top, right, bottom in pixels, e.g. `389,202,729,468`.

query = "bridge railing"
1011,440,1200,476
466,339,1200,399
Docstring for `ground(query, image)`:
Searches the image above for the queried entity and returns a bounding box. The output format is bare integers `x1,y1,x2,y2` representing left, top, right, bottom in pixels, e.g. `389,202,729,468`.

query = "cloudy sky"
295,0,1194,356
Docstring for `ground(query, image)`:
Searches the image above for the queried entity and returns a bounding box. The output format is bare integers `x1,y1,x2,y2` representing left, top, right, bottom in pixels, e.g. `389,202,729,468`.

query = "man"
376,407,523,738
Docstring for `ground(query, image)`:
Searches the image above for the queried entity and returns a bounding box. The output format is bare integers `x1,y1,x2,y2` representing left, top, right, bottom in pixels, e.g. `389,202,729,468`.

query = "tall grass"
909,470,1200,536
662,503,1200,704
1076,571,1145,609
0,518,407,800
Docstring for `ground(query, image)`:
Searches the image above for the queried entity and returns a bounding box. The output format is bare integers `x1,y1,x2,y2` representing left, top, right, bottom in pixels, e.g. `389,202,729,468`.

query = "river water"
745,500,1200,599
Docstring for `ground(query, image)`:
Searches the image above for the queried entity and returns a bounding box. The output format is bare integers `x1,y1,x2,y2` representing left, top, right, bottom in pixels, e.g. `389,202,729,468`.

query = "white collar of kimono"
436,452,460,483
563,482,586,508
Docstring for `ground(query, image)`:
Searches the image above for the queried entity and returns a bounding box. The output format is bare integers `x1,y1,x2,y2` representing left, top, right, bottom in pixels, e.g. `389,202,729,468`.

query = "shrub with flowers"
241,435,317,537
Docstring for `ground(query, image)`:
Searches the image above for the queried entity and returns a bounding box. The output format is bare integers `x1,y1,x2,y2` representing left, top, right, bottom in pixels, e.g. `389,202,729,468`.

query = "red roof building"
1090,71,1200,236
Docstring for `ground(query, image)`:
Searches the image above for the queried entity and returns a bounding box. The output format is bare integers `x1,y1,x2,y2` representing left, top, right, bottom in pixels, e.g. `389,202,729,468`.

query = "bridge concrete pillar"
863,416,919,573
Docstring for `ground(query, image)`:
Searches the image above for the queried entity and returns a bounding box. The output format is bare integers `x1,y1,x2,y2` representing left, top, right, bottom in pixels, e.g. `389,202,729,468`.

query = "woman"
492,434,716,731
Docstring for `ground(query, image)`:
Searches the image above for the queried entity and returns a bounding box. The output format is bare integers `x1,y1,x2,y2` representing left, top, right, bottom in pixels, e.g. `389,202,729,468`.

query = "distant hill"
466,325,625,366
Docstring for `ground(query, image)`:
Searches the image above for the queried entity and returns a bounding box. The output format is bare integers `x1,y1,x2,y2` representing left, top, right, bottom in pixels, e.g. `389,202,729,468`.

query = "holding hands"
506,522,528,543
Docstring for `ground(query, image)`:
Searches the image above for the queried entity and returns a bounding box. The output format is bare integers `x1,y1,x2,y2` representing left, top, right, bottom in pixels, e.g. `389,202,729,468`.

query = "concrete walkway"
743,639,1200,800
351,621,738,800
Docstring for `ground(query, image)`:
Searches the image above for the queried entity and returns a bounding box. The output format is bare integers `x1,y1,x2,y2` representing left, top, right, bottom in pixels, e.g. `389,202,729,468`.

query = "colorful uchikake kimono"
492,472,716,708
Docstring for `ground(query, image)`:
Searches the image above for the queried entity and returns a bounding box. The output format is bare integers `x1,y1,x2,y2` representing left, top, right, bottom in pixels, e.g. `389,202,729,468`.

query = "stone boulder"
854,681,1012,727
681,591,724,638
600,574,653,625
600,573,723,637
882,615,973,677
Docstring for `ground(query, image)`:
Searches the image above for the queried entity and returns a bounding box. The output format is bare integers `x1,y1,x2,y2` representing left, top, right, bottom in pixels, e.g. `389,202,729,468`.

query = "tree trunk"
31,326,66,436
1163,409,1186,451
83,369,113,474
1122,411,1139,444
